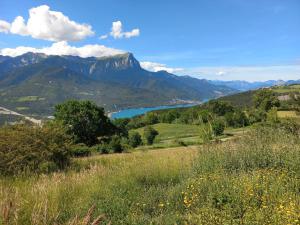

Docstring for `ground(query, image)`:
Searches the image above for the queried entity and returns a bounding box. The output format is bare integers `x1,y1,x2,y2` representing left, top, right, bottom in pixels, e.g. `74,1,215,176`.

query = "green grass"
16,96,45,102
133,123,250,149
0,126,299,224
133,123,204,148
273,84,300,94
277,111,300,118
15,107,29,111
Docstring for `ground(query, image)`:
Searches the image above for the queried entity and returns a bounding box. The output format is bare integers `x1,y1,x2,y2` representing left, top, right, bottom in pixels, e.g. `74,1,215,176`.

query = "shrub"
0,123,72,175
128,132,142,148
211,119,225,136
144,126,159,145
71,143,91,157
108,135,124,153
91,144,111,154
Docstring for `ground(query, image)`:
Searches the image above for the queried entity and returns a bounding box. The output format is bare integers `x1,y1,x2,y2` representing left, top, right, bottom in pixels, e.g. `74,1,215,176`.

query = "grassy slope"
133,123,251,149
133,123,203,148
1,127,299,224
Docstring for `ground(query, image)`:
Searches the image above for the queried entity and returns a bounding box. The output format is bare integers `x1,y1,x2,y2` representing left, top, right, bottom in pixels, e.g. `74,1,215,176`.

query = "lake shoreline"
108,102,202,119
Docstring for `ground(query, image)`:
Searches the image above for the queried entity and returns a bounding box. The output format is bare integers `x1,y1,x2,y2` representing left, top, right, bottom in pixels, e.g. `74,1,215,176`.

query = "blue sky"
0,0,299,81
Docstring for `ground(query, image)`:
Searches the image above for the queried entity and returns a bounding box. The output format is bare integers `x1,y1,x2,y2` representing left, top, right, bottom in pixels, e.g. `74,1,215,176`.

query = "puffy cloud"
0,20,11,33
140,61,183,74
109,21,140,39
1,5,94,41
10,16,28,35
0,41,125,58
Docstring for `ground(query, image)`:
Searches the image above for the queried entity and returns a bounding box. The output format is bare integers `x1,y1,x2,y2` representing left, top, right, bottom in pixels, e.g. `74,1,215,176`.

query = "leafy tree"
144,112,159,125
211,119,225,136
161,111,178,123
208,100,234,116
253,89,280,111
128,132,142,148
54,100,115,146
225,110,249,128
113,118,130,136
144,126,159,145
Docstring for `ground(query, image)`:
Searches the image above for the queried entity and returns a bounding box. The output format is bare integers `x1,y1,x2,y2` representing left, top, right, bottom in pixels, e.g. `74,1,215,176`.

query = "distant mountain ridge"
209,79,300,91
0,52,235,117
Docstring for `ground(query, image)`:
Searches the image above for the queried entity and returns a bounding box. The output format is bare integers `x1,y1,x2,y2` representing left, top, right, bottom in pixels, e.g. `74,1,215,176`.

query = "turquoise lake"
110,104,197,119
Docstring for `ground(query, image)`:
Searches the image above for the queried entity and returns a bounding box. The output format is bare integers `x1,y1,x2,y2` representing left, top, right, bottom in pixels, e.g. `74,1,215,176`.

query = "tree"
144,126,159,145
54,100,115,146
208,100,234,116
211,119,225,136
225,110,249,128
253,89,280,111
128,132,142,148
144,112,159,125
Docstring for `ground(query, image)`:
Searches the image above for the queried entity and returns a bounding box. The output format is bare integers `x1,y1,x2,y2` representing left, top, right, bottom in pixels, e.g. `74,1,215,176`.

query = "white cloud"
140,61,183,74
109,21,140,39
0,41,125,58
0,20,11,33
216,71,226,76
99,34,108,40
1,5,94,41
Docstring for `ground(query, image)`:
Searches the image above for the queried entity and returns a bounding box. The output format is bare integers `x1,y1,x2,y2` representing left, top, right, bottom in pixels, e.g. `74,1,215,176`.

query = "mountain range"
209,79,300,91
0,52,235,117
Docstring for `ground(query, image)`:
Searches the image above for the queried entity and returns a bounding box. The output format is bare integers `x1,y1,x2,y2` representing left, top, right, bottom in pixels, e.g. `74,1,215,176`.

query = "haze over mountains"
0,52,236,116
209,79,300,91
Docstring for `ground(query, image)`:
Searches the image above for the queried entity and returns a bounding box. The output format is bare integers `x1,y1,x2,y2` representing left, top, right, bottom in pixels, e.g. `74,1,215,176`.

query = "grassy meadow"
1,126,299,225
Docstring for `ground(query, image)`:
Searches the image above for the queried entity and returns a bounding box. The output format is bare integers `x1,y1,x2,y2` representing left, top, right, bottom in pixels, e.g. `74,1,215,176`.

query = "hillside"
0,52,235,117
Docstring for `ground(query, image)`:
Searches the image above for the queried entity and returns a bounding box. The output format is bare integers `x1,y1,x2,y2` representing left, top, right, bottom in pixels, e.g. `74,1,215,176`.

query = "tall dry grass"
0,126,299,224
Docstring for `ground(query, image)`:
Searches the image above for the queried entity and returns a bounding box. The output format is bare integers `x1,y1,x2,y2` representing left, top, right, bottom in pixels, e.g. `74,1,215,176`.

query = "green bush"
211,119,225,136
108,135,125,153
144,126,159,145
0,123,72,175
91,144,111,154
71,143,91,157
128,132,142,148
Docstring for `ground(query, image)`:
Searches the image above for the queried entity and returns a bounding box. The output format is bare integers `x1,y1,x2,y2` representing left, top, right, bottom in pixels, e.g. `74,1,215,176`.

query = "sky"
0,0,299,81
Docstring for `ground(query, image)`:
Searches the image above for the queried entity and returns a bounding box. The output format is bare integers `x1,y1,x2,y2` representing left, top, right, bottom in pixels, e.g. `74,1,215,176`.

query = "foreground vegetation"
1,124,299,224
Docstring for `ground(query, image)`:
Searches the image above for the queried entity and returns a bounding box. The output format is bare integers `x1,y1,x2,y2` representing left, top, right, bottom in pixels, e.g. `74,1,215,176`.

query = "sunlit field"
1,126,299,225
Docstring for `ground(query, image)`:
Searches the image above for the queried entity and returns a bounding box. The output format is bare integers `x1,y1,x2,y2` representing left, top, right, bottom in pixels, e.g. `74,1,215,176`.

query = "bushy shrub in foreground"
0,123,72,175
71,143,91,157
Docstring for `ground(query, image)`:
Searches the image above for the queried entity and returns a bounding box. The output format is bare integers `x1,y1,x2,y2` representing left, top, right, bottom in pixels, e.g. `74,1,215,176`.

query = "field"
133,123,250,149
273,84,300,94
134,123,204,148
277,111,299,118
1,126,299,225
